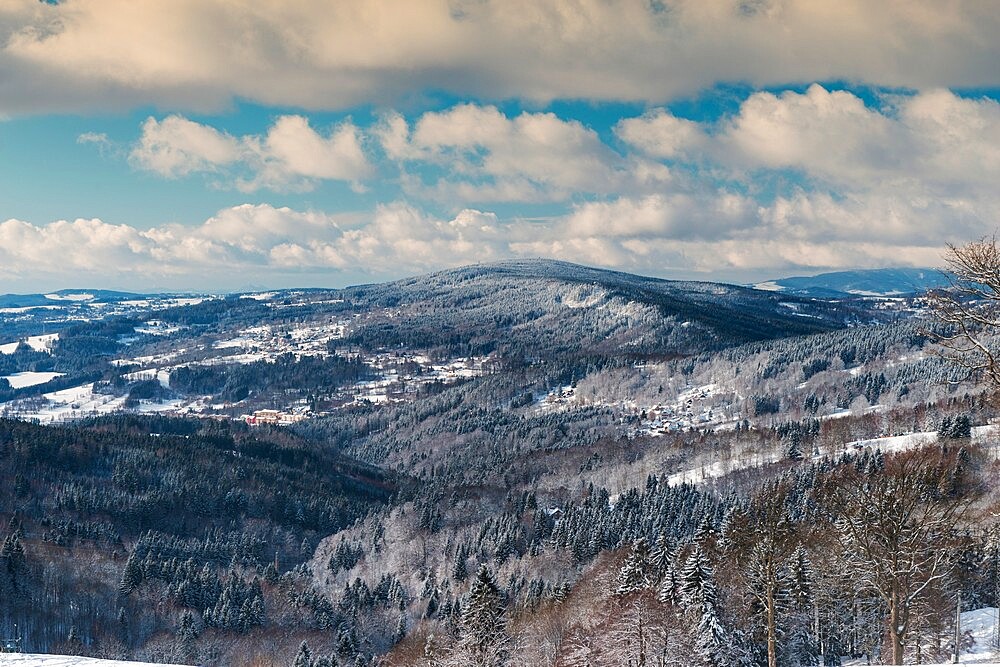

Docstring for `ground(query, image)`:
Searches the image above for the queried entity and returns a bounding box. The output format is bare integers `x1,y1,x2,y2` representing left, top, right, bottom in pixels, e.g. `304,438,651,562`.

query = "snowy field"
0,383,186,424
0,334,59,355
0,656,188,667
2,372,64,389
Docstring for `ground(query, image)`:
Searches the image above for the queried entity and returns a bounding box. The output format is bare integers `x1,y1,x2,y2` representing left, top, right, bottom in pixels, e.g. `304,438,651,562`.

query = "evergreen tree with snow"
782,547,819,666
459,565,509,666
175,610,199,664
293,640,313,667
679,545,728,666
649,534,673,582
119,550,143,596
616,537,651,595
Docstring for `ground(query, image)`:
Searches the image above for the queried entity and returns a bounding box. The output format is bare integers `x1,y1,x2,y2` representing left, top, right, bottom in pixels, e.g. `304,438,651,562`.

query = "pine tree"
783,547,820,667
679,546,716,609
175,610,198,664
293,640,313,667
679,546,727,666
0,530,25,573
460,565,509,666
395,612,407,644
452,550,469,582
119,551,143,597
616,537,651,595
649,534,673,582
718,506,746,554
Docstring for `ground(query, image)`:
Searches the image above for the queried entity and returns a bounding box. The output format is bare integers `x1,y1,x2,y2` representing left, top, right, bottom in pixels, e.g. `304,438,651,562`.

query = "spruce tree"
460,565,509,666
616,537,651,595
119,551,143,597
679,546,727,666
649,534,673,582
175,610,198,664
293,640,313,667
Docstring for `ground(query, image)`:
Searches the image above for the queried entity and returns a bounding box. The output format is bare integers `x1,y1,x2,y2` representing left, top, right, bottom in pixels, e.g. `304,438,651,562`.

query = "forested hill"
336,259,864,358
0,416,396,658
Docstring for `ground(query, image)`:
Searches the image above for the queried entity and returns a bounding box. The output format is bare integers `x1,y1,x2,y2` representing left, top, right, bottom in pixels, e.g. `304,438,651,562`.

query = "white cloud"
19,84,1000,289
1,0,996,115
719,85,1000,196
380,104,668,202
241,116,372,191
130,115,241,178
0,204,509,290
126,114,371,191
615,110,705,158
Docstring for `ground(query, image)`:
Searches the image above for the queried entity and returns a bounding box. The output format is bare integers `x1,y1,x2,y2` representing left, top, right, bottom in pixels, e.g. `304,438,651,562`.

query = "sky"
0,0,998,293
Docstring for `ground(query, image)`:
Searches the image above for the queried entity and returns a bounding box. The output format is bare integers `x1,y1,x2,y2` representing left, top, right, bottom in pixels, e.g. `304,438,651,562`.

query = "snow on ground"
846,425,1000,454
668,425,1000,488
25,334,58,352
2,371,64,389
958,607,1000,664
240,291,278,300
0,335,56,355
0,655,189,666
0,380,191,423
0,305,61,314
133,321,182,336
43,292,94,302
844,607,1000,664
0,383,126,423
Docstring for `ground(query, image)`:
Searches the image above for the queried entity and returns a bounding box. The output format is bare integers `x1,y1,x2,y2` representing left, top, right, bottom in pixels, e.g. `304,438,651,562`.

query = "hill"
755,266,951,297
335,259,864,359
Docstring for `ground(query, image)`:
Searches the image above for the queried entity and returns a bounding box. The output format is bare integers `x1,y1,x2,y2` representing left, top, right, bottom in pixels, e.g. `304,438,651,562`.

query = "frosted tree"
782,546,819,666
649,534,673,583
458,565,509,666
617,537,652,595
745,483,797,667
926,236,1000,387
118,550,143,596
175,610,199,664
293,640,313,667
828,447,972,664
679,545,727,666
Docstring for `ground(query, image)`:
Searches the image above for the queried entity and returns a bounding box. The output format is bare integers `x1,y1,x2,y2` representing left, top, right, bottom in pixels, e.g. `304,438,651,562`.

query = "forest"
0,259,998,665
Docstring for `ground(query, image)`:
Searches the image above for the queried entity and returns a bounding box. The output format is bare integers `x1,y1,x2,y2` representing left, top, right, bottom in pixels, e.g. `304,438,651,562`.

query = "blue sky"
0,1,998,292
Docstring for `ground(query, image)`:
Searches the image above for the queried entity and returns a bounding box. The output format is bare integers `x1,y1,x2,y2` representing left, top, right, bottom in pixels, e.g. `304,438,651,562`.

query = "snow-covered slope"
0,656,188,667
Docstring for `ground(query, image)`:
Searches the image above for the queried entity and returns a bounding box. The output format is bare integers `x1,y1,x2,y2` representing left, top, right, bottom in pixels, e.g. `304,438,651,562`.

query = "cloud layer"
0,0,997,114
14,85,993,289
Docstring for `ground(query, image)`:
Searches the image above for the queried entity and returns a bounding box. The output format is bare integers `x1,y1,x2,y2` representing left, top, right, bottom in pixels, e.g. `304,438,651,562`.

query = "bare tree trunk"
767,586,778,667
889,587,904,665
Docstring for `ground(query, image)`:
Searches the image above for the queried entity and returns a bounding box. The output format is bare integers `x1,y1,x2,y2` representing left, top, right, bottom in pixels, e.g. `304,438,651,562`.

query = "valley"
0,261,997,666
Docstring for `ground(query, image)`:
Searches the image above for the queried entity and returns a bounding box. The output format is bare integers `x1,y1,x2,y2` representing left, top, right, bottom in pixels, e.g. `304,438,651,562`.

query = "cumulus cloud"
0,203,512,290
0,0,996,115
378,104,669,202
126,114,371,191
130,115,241,178
615,110,705,159
719,85,1000,195
46,83,1000,288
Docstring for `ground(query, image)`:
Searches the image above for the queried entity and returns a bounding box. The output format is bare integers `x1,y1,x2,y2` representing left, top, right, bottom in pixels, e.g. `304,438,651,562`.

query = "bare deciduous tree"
825,447,973,664
927,237,1000,388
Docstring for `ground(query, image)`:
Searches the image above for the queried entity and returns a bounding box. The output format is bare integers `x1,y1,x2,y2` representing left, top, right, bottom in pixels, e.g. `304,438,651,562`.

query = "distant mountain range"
754,267,951,297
